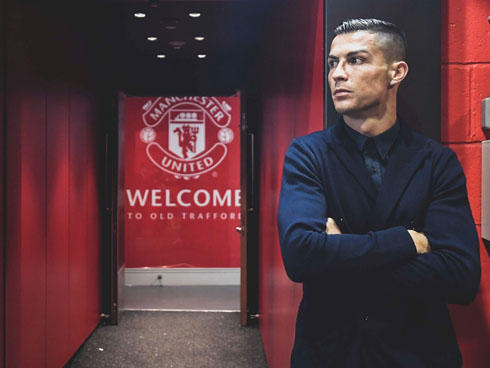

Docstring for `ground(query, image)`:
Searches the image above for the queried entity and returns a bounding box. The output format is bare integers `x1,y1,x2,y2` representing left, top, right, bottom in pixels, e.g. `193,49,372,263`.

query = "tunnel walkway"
66,311,268,368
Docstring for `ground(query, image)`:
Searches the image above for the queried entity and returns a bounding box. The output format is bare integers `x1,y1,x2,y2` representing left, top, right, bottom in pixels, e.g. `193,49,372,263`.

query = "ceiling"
95,0,273,95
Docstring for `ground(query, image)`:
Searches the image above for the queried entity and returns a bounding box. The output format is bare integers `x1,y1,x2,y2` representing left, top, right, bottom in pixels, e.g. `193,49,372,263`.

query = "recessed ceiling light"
197,54,207,59
194,36,205,41
134,13,146,18
169,41,185,46
189,13,201,18
157,54,166,59
147,36,158,41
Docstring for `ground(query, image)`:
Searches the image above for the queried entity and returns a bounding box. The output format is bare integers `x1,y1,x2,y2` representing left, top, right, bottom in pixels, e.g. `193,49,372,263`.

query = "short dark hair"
333,18,407,62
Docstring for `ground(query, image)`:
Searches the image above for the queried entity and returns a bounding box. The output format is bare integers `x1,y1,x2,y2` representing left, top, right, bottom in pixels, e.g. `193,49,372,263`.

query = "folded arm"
326,150,481,305
277,139,416,282
371,151,481,305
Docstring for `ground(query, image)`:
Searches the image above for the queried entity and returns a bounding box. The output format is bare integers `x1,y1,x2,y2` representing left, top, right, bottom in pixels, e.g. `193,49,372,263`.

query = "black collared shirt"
343,120,400,190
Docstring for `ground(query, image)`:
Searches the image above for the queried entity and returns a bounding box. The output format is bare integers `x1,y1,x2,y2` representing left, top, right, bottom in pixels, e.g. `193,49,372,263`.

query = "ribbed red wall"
257,1,324,367
4,2,103,367
442,0,490,366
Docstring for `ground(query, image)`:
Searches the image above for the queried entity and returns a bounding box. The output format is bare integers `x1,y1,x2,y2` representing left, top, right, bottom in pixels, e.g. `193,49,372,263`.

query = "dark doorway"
97,0,268,325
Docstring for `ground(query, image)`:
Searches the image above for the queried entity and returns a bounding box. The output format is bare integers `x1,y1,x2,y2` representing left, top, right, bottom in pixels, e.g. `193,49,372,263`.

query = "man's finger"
326,217,341,234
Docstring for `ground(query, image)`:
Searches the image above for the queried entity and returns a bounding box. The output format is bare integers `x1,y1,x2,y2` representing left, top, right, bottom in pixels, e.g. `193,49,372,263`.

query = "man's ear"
389,61,409,87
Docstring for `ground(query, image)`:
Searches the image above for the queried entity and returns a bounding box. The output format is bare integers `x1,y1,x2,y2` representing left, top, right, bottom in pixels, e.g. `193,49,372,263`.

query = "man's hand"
325,218,430,254
325,217,342,234
407,230,431,254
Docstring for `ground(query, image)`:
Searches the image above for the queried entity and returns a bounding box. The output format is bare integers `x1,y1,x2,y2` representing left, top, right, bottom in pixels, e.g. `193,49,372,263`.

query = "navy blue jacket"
277,121,481,367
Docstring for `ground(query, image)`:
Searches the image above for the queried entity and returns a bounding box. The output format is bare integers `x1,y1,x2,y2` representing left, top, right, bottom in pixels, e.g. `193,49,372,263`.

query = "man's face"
328,31,392,117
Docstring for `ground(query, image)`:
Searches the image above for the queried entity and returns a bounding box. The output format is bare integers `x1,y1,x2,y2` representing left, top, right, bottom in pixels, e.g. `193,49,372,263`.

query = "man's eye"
328,60,338,68
349,57,364,64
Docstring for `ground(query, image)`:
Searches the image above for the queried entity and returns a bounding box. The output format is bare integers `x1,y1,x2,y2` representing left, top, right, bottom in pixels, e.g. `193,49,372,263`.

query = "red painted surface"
124,96,241,268
470,64,490,141
447,143,482,224
86,95,102,339
441,64,489,144
18,89,48,366
442,1,490,366
441,65,472,143
69,92,90,351
442,0,490,64
257,1,324,367
46,89,71,368
4,2,103,367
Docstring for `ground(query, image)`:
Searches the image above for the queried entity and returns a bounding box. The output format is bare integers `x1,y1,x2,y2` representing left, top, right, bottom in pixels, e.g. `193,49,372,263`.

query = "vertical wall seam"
64,87,70,364
1,0,6,363
86,94,89,329
44,90,48,368
68,88,71,351
467,64,473,142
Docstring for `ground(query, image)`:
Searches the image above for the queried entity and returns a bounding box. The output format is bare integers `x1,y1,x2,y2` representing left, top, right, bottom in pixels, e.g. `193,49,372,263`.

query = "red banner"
124,95,241,268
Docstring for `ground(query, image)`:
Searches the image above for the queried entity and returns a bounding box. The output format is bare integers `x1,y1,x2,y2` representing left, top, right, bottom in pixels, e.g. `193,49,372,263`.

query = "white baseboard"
124,267,240,286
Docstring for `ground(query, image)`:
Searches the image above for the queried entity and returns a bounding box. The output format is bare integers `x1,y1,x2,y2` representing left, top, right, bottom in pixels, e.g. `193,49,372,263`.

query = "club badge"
140,96,234,179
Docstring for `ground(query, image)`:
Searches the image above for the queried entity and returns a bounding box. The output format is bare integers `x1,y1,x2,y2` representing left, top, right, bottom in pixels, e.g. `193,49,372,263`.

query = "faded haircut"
334,18,407,62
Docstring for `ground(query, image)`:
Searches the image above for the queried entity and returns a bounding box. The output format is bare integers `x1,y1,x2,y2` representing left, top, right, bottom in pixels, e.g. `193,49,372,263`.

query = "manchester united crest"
140,96,234,179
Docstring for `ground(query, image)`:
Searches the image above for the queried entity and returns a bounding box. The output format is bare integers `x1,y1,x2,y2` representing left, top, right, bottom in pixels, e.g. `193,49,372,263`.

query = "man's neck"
343,114,397,137
342,97,398,136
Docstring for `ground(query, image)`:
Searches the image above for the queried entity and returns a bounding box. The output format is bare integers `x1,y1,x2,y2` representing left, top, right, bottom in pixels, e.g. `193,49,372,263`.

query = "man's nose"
331,63,347,81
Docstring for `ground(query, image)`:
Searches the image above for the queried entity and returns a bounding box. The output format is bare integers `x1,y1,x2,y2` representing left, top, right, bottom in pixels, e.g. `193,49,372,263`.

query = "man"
277,18,481,367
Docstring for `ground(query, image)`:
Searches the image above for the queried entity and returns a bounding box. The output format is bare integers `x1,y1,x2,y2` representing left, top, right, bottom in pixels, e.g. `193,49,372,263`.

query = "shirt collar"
343,119,400,160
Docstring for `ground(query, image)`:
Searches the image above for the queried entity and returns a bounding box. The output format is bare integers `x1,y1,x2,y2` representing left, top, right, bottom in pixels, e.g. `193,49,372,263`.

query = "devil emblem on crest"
168,110,205,159
173,125,199,159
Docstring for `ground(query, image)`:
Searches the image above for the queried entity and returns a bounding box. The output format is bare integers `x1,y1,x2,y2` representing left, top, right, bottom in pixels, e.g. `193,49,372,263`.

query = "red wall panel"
470,64,490,142
448,143,482,223
68,92,90,351
5,83,23,368
6,88,102,367
442,1,490,366
257,1,324,367
450,228,490,368
441,64,472,143
4,2,104,367
442,0,490,64
441,64,489,144
86,96,102,335
46,88,71,367
18,89,48,366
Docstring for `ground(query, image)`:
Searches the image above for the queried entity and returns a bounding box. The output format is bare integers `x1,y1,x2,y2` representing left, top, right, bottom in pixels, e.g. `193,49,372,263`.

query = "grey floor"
66,286,266,367
123,285,240,311
67,311,268,368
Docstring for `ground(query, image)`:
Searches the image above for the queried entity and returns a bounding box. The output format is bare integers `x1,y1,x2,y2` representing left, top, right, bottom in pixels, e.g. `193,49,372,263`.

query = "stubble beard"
333,96,381,119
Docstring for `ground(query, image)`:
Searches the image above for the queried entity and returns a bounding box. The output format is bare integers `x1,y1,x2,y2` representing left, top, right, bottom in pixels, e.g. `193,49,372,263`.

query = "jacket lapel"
372,125,430,229
328,123,378,201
